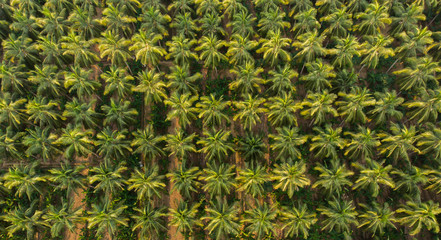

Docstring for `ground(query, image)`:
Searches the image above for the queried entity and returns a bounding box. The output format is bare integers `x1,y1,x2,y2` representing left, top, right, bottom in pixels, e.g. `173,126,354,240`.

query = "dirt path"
65,167,89,240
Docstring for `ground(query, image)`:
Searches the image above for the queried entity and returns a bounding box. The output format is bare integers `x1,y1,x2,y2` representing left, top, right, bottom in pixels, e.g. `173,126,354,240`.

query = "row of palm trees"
1,160,441,239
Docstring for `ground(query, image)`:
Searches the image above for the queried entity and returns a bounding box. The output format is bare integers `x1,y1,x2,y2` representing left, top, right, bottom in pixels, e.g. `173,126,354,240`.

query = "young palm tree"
87,200,129,240
236,162,268,198
300,90,338,125
165,130,196,160
132,203,166,240
47,161,85,198
266,64,297,96
129,31,166,68
378,123,420,164
3,200,48,240
101,66,135,99
64,65,100,99
358,202,397,237
404,88,441,124
271,160,310,198
201,162,236,197
396,200,441,235
197,129,234,162
131,125,165,162
166,35,198,65
257,29,291,66
269,126,307,161
95,127,132,161
55,124,94,160
226,34,258,65
22,127,58,162
344,126,380,160
369,90,404,125
242,202,277,240
267,92,302,127
195,34,227,70
310,125,345,160
128,165,165,201
317,198,358,237
164,92,198,128
3,162,46,201
280,202,317,239
300,59,336,92
63,98,101,128
233,94,266,131
312,159,354,198
201,198,240,240
101,99,138,129
196,94,230,128
168,201,202,239
351,158,395,197
166,163,200,198
43,200,82,238
229,62,264,95
89,162,128,201
336,87,376,124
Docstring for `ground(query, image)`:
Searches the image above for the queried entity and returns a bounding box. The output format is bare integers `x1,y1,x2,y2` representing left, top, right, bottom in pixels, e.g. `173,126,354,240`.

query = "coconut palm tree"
267,92,302,127
166,64,201,95
228,9,256,37
64,66,100,99
236,162,268,198
194,0,219,15
197,129,234,162
196,94,230,128
280,202,317,239
168,201,202,239
89,162,128,201
68,6,101,40
3,200,48,240
312,159,353,198
288,0,313,16
257,29,291,66
131,125,165,162
226,34,258,65
99,3,136,36
336,87,375,124
310,125,345,160
292,30,326,63
165,130,196,160
95,127,132,161
101,99,138,129
166,163,200,198
392,165,432,200
352,158,395,197
344,126,380,160
315,0,343,15
317,198,358,237
201,198,240,240
23,127,59,162
164,92,198,128
38,7,68,40
396,200,441,235
320,7,352,38
28,65,64,97
358,202,397,237
133,69,167,108
200,13,225,37
271,160,310,198
394,57,441,91
229,62,264,95
87,200,129,240
395,27,433,61
300,59,336,92
139,6,171,36
242,202,277,240
378,123,420,164
369,90,404,125
61,31,99,67
0,62,29,94
328,35,360,69
2,34,39,67
129,31,166,68
237,133,266,162
35,36,67,67
132,203,166,240
417,124,441,163
55,124,94,160
2,162,46,200
128,165,165,201
195,34,227,70
0,126,23,161
257,8,290,35
291,8,320,38
201,163,236,197
355,1,391,35
170,12,199,39
99,30,131,67
101,66,135,99
269,126,307,161
233,94,266,131
166,35,198,65
47,161,85,198
63,98,101,129
300,90,338,125
266,64,297,96
43,200,82,238
404,88,441,124
390,3,425,35
360,34,395,69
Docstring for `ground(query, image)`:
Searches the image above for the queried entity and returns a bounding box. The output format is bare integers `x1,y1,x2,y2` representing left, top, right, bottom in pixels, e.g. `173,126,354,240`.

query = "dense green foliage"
1,0,441,239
